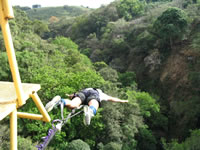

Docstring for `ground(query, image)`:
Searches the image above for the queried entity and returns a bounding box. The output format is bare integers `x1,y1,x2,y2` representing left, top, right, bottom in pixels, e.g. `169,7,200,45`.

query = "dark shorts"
75,89,100,105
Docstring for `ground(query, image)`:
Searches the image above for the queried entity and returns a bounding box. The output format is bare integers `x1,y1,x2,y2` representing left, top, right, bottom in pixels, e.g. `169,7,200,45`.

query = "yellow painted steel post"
2,0,14,19
17,112,43,121
0,0,25,107
31,92,51,122
10,108,17,150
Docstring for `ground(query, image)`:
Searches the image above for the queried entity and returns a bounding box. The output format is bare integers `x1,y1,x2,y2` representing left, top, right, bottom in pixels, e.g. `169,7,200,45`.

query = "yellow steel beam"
0,1,51,150
17,112,44,121
31,92,51,122
10,108,17,150
0,0,25,107
2,0,14,19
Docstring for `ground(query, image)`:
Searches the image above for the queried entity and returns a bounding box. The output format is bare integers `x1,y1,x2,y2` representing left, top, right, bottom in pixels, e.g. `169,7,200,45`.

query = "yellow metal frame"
17,92,51,122
0,0,51,149
0,0,25,107
10,108,17,149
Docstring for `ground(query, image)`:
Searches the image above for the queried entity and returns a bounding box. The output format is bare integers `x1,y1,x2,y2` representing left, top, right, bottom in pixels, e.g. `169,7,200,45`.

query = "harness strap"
36,105,84,150
60,101,64,120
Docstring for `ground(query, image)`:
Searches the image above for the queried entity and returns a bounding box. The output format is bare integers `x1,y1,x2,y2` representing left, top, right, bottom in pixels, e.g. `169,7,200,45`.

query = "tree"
118,71,136,87
163,130,200,150
49,16,59,23
93,61,108,71
191,33,200,51
18,136,37,150
0,52,12,81
135,128,157,150
0,124,10,149
152,7,188,49
100,90,145,150
98,67,119,83
66,139,90,150
103,142,122,150
117,0,146,20
32,20,49,37
52,36,78,50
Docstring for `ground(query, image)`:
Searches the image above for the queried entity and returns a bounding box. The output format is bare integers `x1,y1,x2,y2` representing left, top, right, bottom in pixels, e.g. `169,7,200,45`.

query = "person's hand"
66,93,74,99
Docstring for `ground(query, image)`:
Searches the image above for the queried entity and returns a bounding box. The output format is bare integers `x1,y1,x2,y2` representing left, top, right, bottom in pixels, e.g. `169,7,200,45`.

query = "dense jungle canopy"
0,0,200,149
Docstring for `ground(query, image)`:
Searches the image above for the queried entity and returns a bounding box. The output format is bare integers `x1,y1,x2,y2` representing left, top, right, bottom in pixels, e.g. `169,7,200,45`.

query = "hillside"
45,0,200,149
20,5,93,21
1,0,200,150
0,6,160,150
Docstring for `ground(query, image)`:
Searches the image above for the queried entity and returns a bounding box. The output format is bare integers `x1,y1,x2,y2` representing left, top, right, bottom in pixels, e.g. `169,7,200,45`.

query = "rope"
36,104,83,150
36,125,58,150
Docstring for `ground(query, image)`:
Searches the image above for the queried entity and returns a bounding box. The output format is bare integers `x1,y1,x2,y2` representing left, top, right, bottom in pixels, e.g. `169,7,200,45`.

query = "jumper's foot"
45,96,61,112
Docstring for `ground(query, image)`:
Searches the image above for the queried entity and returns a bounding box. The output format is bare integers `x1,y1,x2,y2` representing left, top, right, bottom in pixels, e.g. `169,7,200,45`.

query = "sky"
11,0,116,8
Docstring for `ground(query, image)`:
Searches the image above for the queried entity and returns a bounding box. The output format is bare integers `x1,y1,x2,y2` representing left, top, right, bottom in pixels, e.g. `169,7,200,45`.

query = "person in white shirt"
45,88,128,125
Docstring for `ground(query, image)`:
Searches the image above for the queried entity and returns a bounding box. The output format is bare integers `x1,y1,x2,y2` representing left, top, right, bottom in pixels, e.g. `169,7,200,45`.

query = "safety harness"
36,103,84,150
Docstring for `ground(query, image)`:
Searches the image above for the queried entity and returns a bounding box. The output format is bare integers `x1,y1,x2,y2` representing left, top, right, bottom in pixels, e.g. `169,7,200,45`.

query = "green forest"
0,0,200,149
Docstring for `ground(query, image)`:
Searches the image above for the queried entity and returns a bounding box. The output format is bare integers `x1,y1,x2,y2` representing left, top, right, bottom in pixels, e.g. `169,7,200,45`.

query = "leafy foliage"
18,136,37,150
101,90,144,150
169,96,200,137
0,124,37,150
117,0,146,20
15,36,106,149
32,20,49,37
191,33,200,51
188,71,200,88
102,142,122,150
118,71,137,87
152,7,188,49
0,124,9,150
0,52,12,81
136,128,157,150
25,6,92,21
128,91,160,117
163,129,200,150
93,61,108,71
98,67,119,82
1,1,200,150
66,139,90,150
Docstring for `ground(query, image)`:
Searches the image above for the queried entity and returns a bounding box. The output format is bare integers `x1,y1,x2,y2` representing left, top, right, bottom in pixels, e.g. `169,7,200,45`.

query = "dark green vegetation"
0,0,200,149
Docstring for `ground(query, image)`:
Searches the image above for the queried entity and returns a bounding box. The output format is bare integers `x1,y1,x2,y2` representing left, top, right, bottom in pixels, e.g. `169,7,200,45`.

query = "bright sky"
11,0,116,8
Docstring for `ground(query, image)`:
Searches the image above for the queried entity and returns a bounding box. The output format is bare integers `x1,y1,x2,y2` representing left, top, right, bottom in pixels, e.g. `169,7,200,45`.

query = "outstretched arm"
107,96,128,103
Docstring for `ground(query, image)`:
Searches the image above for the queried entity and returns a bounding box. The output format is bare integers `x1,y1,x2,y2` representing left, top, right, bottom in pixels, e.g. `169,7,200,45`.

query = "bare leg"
64,97,82,109
83,99,99,125
88,99,99,111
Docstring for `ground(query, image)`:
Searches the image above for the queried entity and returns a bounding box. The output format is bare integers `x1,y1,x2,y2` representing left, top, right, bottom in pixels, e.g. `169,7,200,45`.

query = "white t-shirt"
96,89,110,102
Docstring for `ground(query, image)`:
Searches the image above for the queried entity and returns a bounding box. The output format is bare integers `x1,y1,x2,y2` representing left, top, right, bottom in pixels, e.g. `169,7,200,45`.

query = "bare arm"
107,96,128,103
